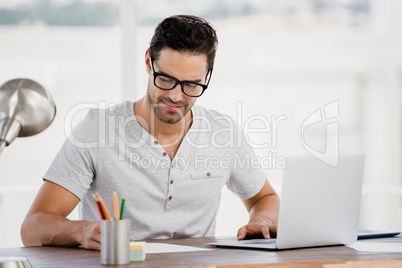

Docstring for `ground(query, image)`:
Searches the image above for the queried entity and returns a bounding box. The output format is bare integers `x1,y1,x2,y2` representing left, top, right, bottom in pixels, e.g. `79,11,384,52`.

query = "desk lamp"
0,78,56,156
0,78,56,267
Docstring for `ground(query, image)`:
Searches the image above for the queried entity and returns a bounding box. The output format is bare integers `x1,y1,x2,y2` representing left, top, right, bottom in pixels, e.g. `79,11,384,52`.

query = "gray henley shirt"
44,101,266,240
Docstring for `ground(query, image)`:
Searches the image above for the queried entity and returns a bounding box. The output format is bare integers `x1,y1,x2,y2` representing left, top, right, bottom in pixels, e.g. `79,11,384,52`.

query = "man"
21,15,279,251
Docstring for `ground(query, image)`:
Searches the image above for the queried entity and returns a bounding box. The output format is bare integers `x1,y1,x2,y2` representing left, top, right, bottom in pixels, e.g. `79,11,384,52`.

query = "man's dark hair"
149,15,218,72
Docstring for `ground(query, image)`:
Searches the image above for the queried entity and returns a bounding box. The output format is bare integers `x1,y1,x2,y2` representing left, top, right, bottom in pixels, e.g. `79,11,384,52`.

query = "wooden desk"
1,236,402,268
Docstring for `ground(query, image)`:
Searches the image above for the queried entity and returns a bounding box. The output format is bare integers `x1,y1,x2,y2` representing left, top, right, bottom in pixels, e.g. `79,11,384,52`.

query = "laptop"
208,154,366,250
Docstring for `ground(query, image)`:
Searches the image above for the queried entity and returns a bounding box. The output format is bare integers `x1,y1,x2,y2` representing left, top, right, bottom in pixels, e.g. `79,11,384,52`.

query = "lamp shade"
0,78,56,153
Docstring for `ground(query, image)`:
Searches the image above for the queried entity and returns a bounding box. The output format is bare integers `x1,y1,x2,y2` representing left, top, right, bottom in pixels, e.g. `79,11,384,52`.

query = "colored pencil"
113,192,120,221
120,196,126,220
92,193,105,220
96,192,112,220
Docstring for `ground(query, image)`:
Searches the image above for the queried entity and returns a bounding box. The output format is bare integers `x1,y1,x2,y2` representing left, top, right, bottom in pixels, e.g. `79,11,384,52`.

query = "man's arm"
237,179,280,240
20,180,101,250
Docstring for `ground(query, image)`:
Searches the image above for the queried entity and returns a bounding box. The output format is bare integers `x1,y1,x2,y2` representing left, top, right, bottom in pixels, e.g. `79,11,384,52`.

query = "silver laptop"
208,154,365,250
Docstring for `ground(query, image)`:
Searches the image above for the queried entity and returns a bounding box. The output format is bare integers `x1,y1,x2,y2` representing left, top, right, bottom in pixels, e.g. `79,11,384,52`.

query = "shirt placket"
165,158,175,212
153,140,174,212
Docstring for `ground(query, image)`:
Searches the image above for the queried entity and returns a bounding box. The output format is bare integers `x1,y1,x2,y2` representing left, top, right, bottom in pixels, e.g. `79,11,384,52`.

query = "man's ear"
145,48,151,74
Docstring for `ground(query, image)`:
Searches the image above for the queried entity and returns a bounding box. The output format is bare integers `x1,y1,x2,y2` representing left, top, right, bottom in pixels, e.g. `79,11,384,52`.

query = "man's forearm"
249,193,280,227
21,212,91,247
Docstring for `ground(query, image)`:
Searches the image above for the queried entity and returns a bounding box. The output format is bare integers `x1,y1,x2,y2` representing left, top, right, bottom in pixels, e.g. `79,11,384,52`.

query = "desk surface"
1,236,402,268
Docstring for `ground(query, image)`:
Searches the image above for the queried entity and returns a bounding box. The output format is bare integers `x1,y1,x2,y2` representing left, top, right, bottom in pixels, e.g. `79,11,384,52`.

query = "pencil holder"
101,219,130,265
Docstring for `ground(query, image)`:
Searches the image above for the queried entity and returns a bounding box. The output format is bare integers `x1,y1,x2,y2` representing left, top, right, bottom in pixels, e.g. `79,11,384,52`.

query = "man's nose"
168,84,184,103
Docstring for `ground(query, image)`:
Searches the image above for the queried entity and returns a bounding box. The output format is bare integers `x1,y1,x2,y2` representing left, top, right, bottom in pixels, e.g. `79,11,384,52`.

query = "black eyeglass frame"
149,57,212,98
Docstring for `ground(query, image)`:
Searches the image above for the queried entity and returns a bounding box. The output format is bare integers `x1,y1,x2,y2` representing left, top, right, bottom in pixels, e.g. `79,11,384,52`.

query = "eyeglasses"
150,57,212,98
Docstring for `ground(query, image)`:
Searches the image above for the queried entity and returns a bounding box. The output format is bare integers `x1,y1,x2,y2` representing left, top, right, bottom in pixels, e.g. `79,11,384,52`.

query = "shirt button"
171,164,174,168
154,141,158,145
163,152,167,156
206,172,211,177
168,196,172,200
170,180,174,184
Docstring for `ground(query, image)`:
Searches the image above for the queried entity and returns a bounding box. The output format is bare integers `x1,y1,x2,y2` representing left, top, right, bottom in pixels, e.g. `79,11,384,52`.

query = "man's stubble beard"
147,88,192,125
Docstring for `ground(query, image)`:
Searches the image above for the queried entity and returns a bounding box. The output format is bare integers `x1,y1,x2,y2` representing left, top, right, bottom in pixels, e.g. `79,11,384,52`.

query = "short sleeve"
43,109,100,200
226,125,267,200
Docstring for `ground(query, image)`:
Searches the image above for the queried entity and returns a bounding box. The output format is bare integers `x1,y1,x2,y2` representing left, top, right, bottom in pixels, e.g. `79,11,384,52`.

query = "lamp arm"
0,140,6,156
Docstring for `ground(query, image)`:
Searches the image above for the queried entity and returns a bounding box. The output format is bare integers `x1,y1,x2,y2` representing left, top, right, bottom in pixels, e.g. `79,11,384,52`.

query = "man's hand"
73,221,102,250
239,180,280,240
21,181,103,250
237,219,278,240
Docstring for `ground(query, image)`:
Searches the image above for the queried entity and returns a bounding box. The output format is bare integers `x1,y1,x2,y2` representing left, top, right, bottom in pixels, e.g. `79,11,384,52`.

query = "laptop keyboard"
242,239,277,245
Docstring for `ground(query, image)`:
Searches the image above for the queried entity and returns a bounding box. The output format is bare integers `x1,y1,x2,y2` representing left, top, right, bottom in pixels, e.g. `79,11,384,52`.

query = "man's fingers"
91,222,102,243
237,226,247,240
79,221,102,250
261,225,270,239
86,239,101,251
237,223,277,240
92,233,101,244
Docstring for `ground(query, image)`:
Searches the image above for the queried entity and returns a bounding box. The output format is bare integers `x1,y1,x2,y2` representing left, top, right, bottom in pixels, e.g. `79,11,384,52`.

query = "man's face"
146,48,208,124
